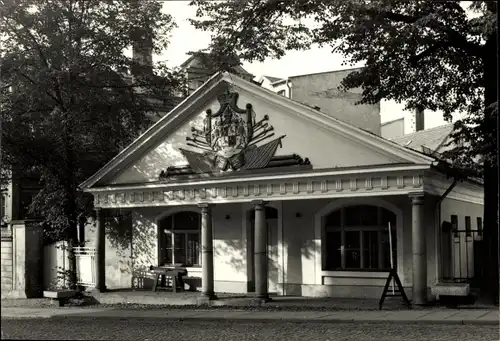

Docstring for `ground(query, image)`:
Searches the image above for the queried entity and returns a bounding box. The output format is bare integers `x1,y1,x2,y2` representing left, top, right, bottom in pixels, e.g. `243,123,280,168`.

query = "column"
95,208,106,292
253,200,269,301
410,193,426,305
199,203,216,299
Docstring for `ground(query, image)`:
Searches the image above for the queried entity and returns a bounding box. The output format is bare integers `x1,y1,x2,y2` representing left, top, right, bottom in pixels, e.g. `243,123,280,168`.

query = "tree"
0,0,184,285
190,0,498,304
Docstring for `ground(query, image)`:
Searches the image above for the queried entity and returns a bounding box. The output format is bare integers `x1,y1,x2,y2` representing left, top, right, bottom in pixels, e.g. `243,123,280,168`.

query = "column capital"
251,200,269,208
409,192,425,205
94,207,102,211
198,203,214,211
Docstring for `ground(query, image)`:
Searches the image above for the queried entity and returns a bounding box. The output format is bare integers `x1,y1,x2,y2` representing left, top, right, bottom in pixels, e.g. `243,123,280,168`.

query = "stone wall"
2,221,44,299
1,227,13,291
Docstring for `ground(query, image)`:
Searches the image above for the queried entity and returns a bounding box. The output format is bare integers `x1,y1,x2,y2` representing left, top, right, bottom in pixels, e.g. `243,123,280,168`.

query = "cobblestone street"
1,317,498,341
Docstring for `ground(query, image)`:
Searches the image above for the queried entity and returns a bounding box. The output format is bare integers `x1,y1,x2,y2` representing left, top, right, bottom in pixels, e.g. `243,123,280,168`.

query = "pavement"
3,317,498,341
1,306,498,325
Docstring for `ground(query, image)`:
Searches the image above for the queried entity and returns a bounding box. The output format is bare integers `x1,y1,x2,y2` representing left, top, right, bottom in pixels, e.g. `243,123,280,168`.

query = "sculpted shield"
167,90,310,177
210,106,249,159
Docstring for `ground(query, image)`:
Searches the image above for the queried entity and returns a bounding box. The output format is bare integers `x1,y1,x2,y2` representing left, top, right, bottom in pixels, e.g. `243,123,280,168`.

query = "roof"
288,67,364,79
180,52,253,77
80,71,434,190
263,75,284,83
381,117,404,127
391,124,454,153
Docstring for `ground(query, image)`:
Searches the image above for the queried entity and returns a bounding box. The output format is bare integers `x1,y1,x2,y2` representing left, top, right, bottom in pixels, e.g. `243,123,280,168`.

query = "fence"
443,229,483,286
74,246,96,288
1,226,13,291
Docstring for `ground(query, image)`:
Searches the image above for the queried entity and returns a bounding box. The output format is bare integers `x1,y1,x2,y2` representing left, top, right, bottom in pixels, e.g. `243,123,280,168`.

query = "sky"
158,1,460,129
159,1,359,79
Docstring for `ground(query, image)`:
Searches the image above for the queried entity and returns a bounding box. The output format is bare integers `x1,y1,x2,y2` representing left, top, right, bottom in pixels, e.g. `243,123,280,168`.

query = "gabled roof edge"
79,71,226,190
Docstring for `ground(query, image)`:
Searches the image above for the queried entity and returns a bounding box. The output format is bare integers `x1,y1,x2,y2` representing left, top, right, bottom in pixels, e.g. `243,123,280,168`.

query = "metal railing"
74,246,96,288
443,229,483,286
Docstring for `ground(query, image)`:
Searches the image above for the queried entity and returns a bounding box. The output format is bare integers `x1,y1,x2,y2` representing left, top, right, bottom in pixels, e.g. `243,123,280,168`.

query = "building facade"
80,72,483,303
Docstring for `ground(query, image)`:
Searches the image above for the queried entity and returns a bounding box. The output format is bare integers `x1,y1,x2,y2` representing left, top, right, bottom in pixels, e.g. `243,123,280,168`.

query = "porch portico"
87,163,432,304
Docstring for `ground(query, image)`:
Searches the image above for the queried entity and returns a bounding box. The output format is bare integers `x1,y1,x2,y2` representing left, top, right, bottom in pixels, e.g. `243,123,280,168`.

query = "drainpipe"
436,177,459,283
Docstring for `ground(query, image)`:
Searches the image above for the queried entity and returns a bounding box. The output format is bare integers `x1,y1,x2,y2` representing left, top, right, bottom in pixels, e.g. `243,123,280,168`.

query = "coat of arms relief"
159,91,310,179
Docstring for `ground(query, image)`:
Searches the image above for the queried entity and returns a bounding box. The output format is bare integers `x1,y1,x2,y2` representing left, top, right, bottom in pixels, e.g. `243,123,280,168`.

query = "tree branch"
409,41,450,65
14,69,64,108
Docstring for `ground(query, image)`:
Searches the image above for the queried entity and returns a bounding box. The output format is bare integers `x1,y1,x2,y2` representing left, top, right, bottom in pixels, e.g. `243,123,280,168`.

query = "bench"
149,266,187,293
43,290,76,307
183,276,201,291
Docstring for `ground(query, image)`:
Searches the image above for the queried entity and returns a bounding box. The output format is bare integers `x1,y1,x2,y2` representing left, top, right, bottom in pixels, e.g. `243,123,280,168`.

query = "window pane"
345,250,360,268
344,205,378,226
345,231,361,269
174,212,200,230
360,206,378,226
325,210,341,227
381,229,397,269
344,206,361,226
363,231,379,269
159,233,172,265
325,231,341,269
187,233,200,266
381,208,396,227
160,215,173,231
345,231,360,249
174,234,186,265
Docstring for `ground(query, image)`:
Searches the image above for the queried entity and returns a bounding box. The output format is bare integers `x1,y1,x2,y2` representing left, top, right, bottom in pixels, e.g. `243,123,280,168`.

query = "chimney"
411,106,425,132
130,25,153,76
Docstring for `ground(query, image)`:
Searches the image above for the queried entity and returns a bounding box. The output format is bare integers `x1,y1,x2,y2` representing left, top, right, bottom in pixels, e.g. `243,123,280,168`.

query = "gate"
443,229,483,287
74,246,96,288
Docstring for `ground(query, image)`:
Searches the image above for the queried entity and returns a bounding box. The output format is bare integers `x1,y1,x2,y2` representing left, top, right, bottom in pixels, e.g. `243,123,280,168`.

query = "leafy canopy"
0,0,184,239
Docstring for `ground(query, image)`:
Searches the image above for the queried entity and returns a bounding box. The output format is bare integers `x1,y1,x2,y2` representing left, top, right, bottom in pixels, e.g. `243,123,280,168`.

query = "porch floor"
93,289,416,310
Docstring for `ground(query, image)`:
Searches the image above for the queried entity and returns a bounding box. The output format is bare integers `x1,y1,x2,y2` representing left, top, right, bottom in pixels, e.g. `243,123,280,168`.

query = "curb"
2,313,497,326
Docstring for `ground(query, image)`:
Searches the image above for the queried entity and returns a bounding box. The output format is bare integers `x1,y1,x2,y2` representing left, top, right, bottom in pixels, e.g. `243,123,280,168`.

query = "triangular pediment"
81,72,433,189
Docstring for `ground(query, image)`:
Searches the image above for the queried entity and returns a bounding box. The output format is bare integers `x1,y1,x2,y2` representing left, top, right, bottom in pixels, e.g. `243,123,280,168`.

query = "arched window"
158,211,201,267
323,205,397,271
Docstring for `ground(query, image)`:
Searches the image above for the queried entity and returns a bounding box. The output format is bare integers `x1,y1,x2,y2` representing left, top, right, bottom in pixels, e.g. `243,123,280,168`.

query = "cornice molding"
88,164,430,193
92,173,424,209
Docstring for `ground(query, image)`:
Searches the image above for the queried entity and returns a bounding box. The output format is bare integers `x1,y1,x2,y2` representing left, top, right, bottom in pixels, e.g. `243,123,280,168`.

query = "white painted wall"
379,99,464,134
90,194,445,299
43,241,71,290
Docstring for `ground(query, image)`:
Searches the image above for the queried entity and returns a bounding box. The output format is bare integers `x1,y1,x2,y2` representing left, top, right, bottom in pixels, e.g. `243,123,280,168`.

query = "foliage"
0,0,184,241
190,0,498,303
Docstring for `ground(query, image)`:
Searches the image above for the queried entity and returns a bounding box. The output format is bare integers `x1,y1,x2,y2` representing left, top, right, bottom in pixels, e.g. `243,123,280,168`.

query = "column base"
197,292,218,304
94,286,107,293
254,294,272,304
